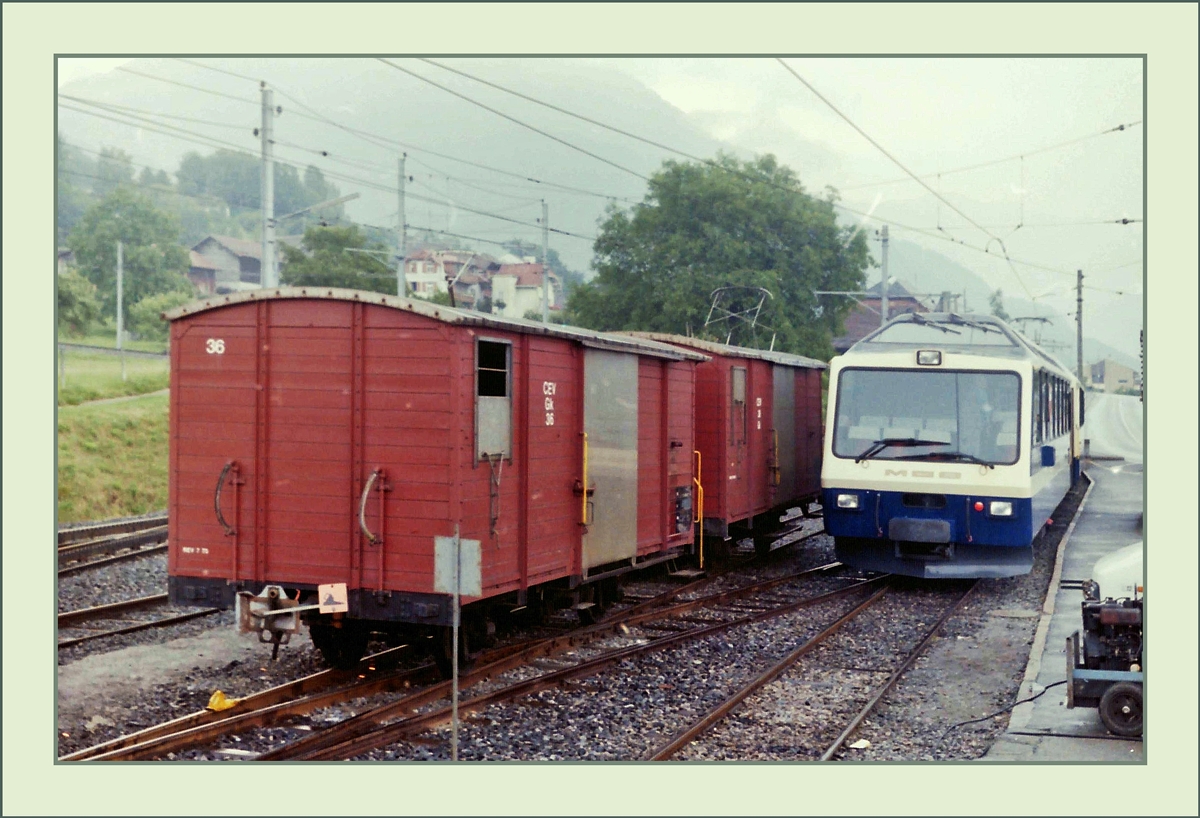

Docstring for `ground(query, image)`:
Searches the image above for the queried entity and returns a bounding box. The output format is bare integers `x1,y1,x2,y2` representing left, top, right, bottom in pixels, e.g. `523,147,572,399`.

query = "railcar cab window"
476,339,512,459
833,368,1020,465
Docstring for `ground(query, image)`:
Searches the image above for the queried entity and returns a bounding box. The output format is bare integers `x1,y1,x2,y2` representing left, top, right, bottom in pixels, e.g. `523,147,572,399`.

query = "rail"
58,513,167,547
264,566,869,761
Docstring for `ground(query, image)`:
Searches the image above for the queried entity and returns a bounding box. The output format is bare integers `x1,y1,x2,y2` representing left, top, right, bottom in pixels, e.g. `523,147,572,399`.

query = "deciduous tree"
279,225,396,294
67,189,193,322
567,153,870,361
56,268,103,336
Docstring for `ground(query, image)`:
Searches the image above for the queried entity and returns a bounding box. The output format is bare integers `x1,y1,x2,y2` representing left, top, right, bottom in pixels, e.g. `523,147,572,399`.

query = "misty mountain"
58,57,1140,366
59,58,738,273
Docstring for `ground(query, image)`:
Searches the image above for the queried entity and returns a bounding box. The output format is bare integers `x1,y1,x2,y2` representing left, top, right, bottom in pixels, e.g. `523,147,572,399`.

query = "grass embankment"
57,349,170,406
57,392,169,523
59,333,168,354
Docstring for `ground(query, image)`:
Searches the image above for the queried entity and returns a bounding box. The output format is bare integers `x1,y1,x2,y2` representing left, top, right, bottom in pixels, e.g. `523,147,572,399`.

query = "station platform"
984,457,1144,762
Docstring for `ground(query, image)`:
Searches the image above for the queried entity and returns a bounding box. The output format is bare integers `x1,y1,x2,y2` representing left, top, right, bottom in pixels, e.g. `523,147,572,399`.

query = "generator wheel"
309,622,369,670
1099,682,1143,737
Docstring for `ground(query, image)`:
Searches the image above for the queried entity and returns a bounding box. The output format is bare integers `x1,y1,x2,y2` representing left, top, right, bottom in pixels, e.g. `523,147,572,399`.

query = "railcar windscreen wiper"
944,314,1000,334
892,450,997,468
908,313,961,334
855,437,950,464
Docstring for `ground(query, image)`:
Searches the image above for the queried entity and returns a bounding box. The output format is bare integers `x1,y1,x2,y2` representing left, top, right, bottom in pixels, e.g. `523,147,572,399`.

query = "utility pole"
116,240,126,382
1076,269,1084,382
397,153,407,296
260,82,276,288
879,224,889,325
541,200,549,323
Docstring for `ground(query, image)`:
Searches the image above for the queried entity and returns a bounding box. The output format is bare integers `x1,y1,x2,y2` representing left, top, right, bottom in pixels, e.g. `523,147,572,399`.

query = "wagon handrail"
693,450,704,569
360,469,383,545
214,461,237,537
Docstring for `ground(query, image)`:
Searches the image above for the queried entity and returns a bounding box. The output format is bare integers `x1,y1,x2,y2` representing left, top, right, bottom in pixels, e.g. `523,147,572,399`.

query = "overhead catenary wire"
58,95,1067,278
775,58,1034,299
58,94,250,131
376,58,650,182
59,100,597,243
130,57,643,203
413,57,1088,283
841,121,1144,191
79,61,1126,286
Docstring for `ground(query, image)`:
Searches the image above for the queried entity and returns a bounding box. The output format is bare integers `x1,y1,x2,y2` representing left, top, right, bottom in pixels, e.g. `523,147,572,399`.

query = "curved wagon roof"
162,286,709,363
619,332,828,370
846,312,1079,383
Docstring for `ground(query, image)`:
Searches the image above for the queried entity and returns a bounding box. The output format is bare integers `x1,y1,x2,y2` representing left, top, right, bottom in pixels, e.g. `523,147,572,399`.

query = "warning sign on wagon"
318,582,349,613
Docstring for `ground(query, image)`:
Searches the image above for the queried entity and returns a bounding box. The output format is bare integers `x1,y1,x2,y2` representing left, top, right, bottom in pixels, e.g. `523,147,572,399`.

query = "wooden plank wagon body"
165,288,706,667
624,334,826,544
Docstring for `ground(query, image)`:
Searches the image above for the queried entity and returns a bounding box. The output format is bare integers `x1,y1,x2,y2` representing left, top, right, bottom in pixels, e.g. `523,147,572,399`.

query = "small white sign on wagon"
434,536,482,598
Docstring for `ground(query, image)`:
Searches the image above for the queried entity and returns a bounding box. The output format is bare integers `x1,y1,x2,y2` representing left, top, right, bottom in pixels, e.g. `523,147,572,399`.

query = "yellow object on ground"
205,690,240,712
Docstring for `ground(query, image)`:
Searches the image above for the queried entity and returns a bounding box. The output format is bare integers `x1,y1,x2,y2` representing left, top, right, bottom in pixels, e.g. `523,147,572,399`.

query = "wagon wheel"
433,612,488,678
309,622,369,671
1099,682,1143,737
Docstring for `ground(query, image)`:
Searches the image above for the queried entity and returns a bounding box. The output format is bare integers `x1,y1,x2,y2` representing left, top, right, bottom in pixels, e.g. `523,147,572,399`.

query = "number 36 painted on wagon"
206,338,225,354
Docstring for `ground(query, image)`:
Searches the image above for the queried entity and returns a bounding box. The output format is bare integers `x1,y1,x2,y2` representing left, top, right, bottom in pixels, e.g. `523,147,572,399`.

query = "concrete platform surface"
984,458,1145,762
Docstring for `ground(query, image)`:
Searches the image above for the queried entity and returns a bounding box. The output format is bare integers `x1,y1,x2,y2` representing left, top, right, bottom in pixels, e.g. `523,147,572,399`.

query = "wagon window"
477,341,509,397
731,367,747,445
476,340,512,459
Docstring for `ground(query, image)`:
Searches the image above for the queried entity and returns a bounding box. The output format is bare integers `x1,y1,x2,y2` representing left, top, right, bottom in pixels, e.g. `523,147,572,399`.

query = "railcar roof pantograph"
850,312,1078,382
619,332,828,370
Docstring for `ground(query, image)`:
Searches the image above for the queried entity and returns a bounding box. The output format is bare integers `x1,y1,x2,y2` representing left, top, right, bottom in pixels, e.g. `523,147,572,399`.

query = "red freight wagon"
625,334,826,555
164,288,706,669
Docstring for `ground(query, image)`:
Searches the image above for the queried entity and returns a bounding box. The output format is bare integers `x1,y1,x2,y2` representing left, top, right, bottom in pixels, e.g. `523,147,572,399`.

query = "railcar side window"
476,340,512,459
731,367,747,445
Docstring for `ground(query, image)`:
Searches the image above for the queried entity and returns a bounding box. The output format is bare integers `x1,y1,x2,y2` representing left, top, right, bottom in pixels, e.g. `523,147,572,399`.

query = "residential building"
1089,359,1138,393
831,279,932,353
57,248,75,275
188,250,220,294
189,234,303,292
491,262,561,319
403,249,501,305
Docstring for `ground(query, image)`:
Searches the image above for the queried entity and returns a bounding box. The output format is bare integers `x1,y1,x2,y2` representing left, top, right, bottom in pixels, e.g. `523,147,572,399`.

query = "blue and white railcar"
821,313,1083,578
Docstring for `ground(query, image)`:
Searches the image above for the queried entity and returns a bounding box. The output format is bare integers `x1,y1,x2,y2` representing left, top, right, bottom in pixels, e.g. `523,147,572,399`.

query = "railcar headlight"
989,501,1014,517
837,493,860,509
916,350,942,366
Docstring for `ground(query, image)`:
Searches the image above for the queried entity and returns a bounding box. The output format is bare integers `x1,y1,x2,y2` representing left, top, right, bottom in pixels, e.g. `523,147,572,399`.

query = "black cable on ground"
942,680,1068,740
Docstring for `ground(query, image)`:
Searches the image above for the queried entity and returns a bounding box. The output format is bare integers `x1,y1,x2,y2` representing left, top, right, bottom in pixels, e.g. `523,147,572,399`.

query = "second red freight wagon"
625,333,826,554
164,288,707,668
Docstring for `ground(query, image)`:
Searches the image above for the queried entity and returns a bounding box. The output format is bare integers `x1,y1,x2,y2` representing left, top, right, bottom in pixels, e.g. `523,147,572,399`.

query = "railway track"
254,560,863,761
647,580,979,760
57,594,220,651
58,513,167,547
63,529,837,761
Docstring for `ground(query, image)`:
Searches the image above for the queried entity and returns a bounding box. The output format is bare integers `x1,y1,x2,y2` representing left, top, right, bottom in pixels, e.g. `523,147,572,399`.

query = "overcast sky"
601,56,1144,325
58,55,1145,352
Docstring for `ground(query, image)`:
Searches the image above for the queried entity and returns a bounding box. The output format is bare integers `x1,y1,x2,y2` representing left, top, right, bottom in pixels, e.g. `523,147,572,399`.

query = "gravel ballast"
57,487,1083,761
